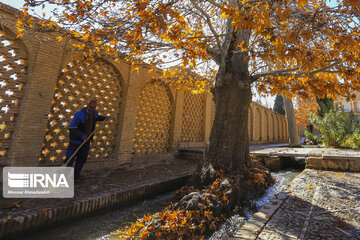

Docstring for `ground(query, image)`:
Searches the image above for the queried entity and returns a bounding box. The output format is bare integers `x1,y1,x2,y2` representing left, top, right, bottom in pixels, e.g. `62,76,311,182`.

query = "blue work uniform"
64,107,106,180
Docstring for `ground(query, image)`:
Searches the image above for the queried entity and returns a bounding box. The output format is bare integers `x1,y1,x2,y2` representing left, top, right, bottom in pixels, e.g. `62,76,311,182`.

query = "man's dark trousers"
64,141,90,180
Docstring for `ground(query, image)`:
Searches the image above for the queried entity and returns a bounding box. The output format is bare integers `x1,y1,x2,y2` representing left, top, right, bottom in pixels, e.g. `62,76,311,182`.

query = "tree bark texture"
203,83,252,173
282,96,301,146
201,30,252,174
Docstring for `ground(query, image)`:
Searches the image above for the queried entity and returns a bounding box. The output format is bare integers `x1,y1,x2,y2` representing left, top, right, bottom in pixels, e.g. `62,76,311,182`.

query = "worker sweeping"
63,100,108,181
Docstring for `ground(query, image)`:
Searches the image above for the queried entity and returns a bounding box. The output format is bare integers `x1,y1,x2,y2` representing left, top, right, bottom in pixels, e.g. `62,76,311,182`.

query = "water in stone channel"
23,169,301,240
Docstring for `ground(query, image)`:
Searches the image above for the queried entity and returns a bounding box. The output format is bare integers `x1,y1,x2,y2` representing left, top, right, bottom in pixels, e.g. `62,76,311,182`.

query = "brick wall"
0,3,289,170
249,102,288,143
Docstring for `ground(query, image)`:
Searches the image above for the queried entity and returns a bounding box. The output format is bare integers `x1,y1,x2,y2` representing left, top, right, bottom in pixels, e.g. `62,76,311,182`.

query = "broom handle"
63,121,104,166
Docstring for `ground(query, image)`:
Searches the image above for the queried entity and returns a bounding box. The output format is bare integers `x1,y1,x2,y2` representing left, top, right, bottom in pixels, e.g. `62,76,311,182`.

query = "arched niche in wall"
0,29,27,160
40,58,122,163
264,111,269,141
132,80,172,154
255,107,262,142
180,91,205,142
270,113,274,141
248,106,253,141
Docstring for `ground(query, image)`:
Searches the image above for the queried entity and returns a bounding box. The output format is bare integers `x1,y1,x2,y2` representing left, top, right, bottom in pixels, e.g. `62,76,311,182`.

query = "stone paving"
0,159,197,238
2,144,360,239
0,143,284,238
251,147,360,158
253,147,360,172
235,169,360,240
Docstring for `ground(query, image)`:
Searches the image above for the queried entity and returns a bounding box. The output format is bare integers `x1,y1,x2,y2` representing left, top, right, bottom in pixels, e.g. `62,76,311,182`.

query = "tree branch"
251,66,300,78
190,0,225,55
251,60,342,79
310,60,341,74
203,0,225,10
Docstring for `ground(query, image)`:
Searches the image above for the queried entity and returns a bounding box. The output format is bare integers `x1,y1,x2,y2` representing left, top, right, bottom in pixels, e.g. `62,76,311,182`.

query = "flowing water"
23,170,301,240
24,192,176,240
207,169,302,240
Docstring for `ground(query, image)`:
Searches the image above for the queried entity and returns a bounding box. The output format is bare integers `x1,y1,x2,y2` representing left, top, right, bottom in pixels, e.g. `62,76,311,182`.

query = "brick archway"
180,92,204,142
255,107,262,142
132,81,172,154
264,111,269,141
249,106,253,141
40,58,122,163
0,31,27,160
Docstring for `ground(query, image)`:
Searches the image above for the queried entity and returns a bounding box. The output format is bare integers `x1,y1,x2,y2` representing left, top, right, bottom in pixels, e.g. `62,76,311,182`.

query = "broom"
62,121,105,167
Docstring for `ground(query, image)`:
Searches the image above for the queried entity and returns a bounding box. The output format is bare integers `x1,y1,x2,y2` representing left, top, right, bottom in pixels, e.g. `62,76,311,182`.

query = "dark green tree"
316,97,334,118
273,95,285,116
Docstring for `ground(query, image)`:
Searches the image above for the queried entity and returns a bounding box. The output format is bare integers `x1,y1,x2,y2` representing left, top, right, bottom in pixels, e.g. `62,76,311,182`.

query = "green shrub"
341,130,360,149
309,107,360,148
304,130,318,145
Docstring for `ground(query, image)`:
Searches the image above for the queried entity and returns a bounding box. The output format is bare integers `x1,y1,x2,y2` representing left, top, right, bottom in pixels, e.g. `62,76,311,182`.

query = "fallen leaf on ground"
0,215,12,222
1,201,23,209
38,208,52,213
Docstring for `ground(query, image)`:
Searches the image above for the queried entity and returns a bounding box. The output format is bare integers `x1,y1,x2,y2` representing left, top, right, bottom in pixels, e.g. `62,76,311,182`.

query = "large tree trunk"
181,30,275,222
199,29,252,176
282,96,301,146
203,84,252,173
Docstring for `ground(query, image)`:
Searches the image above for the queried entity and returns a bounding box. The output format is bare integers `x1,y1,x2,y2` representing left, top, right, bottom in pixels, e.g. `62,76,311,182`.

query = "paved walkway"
252,146,360,158
252,147,360,172
0,159,198,238
2,144,359,239
249,143,289,152
235,169,360,239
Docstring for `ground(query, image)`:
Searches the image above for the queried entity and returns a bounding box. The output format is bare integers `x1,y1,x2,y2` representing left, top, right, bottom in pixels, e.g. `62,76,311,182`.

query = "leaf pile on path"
115,167,274,239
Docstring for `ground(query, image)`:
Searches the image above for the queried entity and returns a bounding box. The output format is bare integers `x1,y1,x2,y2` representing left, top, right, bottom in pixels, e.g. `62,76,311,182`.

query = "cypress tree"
316,96,334,118
273,95,285,115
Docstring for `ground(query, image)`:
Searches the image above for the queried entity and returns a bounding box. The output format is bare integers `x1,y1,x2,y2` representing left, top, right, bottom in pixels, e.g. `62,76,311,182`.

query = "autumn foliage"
295,94,320,125
115,168,273,239
15,0,360,98
115,172,228,240
16,0,360,171
13,1,360,235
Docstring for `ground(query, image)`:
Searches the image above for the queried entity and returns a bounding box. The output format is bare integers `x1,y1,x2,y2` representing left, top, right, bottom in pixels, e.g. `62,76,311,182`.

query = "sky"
0,0,340,108
1,0,23,8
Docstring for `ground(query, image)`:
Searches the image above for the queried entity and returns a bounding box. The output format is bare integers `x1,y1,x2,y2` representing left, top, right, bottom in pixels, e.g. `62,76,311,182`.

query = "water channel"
23,169,301,240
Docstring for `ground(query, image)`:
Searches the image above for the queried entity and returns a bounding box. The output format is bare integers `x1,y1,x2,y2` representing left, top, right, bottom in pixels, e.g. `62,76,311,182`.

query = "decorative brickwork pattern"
270,114,274,141
264,111,269,141
249,106,253,141
40,58,121,163
181,92,204,142
132,81,172,154
210,98,215,130
255,107,262,141
0,33,26,159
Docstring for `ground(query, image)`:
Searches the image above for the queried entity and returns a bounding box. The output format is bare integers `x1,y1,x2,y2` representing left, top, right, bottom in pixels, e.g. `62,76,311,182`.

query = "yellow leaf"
56,36,62,42
220,12,228,19
80,33,90,41
298,0,308,8
16,32,24,39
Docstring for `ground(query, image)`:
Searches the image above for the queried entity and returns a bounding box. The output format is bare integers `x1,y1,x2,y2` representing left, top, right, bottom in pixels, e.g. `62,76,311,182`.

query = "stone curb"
252,149,360,172
232,170,307,240
0,174,191,239
233,192,288,240
306,156,360,171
